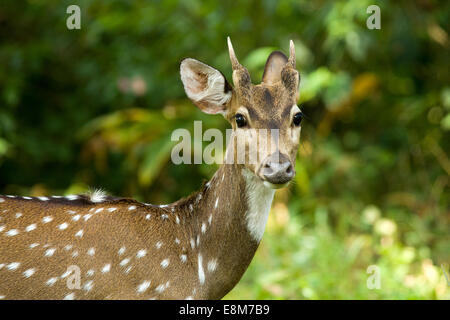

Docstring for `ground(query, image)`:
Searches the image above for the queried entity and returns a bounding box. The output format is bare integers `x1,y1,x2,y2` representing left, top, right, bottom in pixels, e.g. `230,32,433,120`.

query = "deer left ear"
262,51,288,85
180,58,232,115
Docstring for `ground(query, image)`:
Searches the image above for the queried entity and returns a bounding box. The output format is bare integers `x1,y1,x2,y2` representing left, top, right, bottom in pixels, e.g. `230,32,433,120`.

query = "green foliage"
0,0,449,299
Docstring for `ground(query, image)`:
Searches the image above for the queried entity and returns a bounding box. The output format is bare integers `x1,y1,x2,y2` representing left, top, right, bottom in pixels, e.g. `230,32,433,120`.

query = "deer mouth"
262,180,290,189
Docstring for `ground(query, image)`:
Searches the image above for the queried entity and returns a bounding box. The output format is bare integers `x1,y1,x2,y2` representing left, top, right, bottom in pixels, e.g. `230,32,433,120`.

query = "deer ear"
180,58,232,115
262,51,288,85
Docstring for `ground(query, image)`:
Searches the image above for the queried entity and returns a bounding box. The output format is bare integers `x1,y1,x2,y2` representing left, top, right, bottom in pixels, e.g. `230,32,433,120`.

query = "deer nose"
260,152,294,185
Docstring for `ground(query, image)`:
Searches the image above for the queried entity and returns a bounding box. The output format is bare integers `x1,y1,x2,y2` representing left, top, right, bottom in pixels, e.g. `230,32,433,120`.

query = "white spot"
196,235,200,247
61,270,71,278
107,208,117,213
0,295,4,299
242,168,275,242
201,223,207,234
29,243,39,249
45,248,56,257
95,208,104,214
72,250,79,257
118,247,126,255
67,210,77,215
46,277,58,286
89,189,107,203
83,280,94,292
0,225,4,232
52,196,62,198
160,259,169,268
189,204,193,212
6,229,19,236
190,238,195,249
58,222,69,230
155,281,170,293
175,238,180,244
25,224,37,232
75,229,84,238
66,195,79,201
120,258,130,266
128,205,136,211
161,214,168,220
176,216,180,224
145,214,151,220
72,214,81,222
64,245,73,251
185,296,193,300
63,293,75,300
215,197,219,208
155,241,163,249
23,196,32,200
207,259,218,272
86,269,94,276
137,281,151,293
42,216,53,223
124,266,132,274
208,215,212,225
87,248,95,256
38,196,49,201
83,214,92,221
0,198,4,203
180,254,187,263
198,254,205,285
102,264,111,273
7,262,20,270
136,249,147,258
222,173,225,181
23,268,35,278
15,212,22,218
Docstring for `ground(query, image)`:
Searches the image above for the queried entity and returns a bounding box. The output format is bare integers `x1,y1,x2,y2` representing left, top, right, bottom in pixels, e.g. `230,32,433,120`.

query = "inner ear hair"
180,58,232,115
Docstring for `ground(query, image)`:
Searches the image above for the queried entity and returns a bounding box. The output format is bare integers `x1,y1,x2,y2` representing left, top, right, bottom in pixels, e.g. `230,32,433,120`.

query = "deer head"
180,37,302,189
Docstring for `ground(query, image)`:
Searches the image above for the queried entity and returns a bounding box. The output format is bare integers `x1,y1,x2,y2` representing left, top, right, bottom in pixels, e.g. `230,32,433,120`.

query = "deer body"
0,38,302,300
0,165,273,299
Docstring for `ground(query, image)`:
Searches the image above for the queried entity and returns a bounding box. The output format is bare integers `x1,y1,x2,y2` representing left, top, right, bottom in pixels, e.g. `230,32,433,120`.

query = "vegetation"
0,0,448,299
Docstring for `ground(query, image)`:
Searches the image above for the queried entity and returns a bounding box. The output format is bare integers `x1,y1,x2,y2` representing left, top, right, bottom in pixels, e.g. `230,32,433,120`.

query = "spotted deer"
0,38,302,300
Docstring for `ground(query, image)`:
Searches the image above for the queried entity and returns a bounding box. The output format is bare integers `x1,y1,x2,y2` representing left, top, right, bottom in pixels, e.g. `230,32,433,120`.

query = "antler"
227,37,251,93
287,40,296,68
227,36,242,70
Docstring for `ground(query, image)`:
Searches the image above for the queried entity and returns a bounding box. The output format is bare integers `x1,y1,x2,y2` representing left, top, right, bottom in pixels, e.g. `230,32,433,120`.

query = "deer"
0,37,302,300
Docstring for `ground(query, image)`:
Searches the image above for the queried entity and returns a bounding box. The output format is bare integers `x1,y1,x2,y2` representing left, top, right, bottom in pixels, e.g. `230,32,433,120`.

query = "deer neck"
178,163,275,298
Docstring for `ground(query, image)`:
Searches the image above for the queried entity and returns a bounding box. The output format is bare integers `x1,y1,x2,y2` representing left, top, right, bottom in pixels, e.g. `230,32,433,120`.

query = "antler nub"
227,36,241,70
288,39,296,68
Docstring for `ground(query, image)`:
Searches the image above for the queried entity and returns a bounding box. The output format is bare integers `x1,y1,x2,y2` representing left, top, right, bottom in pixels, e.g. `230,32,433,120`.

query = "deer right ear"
180,58,232,115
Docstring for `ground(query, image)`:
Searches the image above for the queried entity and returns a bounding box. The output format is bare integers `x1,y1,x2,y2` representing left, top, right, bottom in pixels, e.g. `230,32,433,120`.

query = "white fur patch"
88,189,108,203
242,169,275,242
197,254,205,285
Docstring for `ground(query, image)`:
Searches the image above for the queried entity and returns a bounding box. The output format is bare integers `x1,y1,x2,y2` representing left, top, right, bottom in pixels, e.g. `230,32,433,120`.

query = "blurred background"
0,0,449,299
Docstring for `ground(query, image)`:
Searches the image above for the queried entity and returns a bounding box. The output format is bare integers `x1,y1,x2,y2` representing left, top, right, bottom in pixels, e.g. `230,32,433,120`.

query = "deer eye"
293,112,303,126
235,113,247,128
